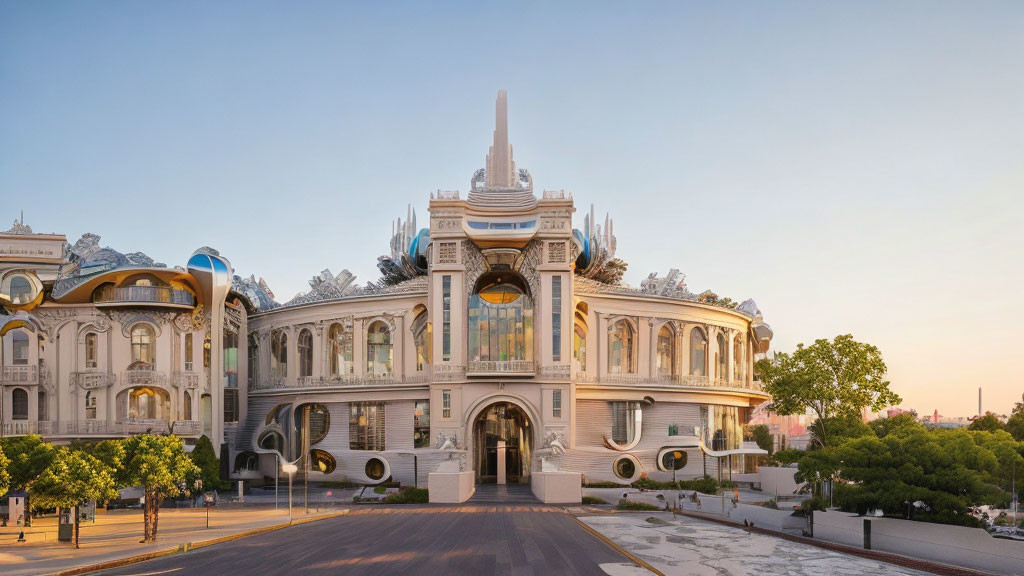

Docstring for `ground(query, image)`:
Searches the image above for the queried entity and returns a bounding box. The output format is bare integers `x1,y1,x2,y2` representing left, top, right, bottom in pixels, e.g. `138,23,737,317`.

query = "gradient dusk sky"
2,2,1022,416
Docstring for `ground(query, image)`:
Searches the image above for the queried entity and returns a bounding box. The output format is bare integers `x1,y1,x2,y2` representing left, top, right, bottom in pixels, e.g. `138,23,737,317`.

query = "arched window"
366,321,393,376
11,388,28,420
247,334,258,387
183,390,192,420
298,329,313,378
656,325,675,378
733,337,742,381
716,333,728,380
689,327,707,377
328,323,353,377
37,390,47,421
574,303,588,373
85,332,98,369
607,320,635,374
11,330,29,365
122,274,167,288
10,275,33,305
130,324,155,367
309,449,336,474
412,311,430,372
467,272,534,366
271,331,287,380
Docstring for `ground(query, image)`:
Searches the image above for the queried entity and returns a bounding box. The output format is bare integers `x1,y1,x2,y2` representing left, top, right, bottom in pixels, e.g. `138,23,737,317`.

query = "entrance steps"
467,484,541,505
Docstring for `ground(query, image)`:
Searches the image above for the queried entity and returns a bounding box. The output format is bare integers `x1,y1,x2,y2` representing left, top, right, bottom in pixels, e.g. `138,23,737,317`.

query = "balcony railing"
576,373,765,392
2,365,37,384
2,419,176,437
466,360,536,376
251,372,431,391
171,420,201,435
173,371,200,389
537,364,571,379
126,418,168,434
94,285,195,307
72,371,116,390
432,364,466,381
121,369,168,387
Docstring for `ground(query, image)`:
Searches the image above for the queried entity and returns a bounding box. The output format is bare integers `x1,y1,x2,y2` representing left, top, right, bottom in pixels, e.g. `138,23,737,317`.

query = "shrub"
616,499,661,511
631,475,719,494
383,487,429,504
373,486,388,494
582,495,608,505
583,481,628,488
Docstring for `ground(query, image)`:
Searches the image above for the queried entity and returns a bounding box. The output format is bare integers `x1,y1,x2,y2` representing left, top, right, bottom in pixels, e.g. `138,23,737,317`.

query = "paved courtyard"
581,512,935,576
99,506,637,576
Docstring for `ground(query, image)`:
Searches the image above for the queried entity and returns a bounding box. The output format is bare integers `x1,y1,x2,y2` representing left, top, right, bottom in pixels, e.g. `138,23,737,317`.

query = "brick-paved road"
98,505,634,576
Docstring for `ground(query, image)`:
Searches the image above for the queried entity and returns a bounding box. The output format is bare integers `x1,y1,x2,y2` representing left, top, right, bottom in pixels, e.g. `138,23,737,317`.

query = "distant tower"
978,387,982,417
484,90,516,189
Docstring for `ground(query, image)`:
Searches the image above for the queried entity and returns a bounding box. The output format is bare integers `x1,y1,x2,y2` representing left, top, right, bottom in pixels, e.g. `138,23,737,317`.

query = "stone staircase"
467,483,541,505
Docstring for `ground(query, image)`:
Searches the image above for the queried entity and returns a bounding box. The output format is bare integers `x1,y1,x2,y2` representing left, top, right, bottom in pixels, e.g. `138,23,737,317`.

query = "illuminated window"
271,331,287,380
184,333,194,371
309,449,336,474
131,324,155,366
224,328,238,387
412,311,430,372
467,272,533,365
349,402,386,450
366,322,393,376
733,337,743,381
656,325,675,378
298,329,313,378
328,323,353,376
414,400,430,448
442,389,451,418
716,333,728,380
613,455,638,480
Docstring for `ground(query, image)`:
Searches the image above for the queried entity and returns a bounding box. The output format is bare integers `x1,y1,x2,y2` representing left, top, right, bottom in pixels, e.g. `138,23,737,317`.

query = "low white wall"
757,466,804,497
532,471,582,504
815,510,1024,575
428,471,474,504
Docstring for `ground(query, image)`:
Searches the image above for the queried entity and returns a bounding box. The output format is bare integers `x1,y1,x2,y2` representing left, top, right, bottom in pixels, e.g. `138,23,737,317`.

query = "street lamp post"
282,462,298,524
275,453,280,510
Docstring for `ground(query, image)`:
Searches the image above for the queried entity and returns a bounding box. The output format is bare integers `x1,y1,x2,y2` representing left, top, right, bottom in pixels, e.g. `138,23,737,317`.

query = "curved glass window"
298,329,313,378
716,333,728,380
607,320,634,374
9,275,33,305
689,327,707,377
365,457,389,482
733,337,742,381
613,455,637,480
468,273,534,365
271,331,287,380
366,321,393,376
299,403,330,445
11,388,28,420
656,325,675,377
131,324,155,366
11,330,29,365
328,323,353,377
310,449,336,474
412,311,430,372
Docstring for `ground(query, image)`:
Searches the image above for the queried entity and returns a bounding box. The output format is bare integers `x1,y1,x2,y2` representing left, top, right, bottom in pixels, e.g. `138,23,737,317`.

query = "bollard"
863,518,871,550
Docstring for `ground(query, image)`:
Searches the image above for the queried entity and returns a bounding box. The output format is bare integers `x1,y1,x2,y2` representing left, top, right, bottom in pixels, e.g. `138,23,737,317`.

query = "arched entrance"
473,402,532,484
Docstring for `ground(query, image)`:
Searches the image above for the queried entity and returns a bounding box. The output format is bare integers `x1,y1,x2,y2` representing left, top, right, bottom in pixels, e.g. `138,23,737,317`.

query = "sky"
2,1,1022,417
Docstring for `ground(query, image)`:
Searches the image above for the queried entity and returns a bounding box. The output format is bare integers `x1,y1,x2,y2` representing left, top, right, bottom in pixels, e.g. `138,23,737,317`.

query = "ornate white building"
0,92,773,494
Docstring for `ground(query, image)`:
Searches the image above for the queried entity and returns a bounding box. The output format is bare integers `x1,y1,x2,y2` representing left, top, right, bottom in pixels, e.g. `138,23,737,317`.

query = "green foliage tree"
119,435,198,542
1003,395,1024,442
869,413,923,438
189,435,226,490
29,448,117,548
968,413,1004,433
0,443,10,496
0,434,55,526
756,334,900,447
748,424,774,455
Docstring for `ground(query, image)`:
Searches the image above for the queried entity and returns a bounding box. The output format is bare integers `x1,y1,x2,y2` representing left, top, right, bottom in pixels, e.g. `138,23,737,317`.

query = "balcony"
171,420,201,436
466,360,536,377
72,371,116,390
121,369,168,387
2,420,172,437
93,285,195,309
173,371,200,389
251,372,431,391
2,365,38,385
126,418,169,434
576,373,766,392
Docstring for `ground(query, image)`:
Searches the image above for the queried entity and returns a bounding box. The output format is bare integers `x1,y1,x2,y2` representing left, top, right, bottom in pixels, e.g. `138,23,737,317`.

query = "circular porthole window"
659,449,688,472
612,454,642,483
365,456,390,483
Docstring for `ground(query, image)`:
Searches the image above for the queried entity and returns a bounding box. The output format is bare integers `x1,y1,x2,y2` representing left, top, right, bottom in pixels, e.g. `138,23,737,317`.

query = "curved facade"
0,92,772,488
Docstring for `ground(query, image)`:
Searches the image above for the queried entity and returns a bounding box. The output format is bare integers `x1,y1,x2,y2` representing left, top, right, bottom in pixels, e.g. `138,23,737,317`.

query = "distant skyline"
2,2,1022,415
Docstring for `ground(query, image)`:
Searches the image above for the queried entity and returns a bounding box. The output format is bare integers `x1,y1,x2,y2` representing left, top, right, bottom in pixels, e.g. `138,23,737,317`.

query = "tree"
29,448,117,548
0,435,55,527
756,334,900,447
747,424,774,455
189,435,227,491
0,443,10,496
1004,395,1024,442
120,435,198,542
869,413,923,438
968,413,1004,433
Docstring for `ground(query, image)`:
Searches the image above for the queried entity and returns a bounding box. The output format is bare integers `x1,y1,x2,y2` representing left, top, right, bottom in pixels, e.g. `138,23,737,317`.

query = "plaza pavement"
0,498,353,576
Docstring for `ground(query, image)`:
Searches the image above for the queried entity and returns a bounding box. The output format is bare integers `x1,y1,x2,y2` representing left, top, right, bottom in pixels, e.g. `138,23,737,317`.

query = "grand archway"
473,401,533,484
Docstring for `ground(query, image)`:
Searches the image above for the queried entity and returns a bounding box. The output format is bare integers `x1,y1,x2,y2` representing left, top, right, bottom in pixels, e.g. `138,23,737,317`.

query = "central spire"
484,90,516,189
